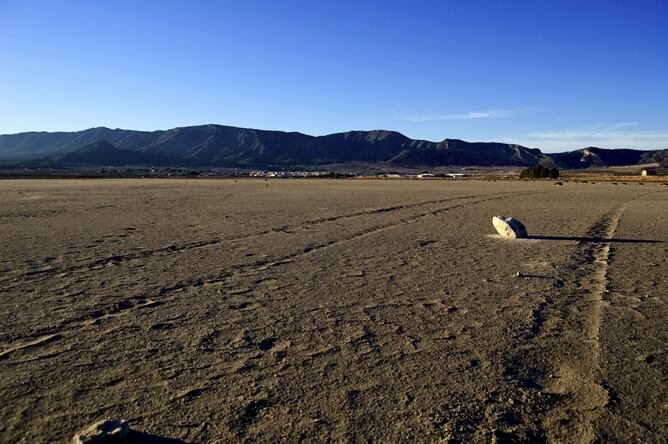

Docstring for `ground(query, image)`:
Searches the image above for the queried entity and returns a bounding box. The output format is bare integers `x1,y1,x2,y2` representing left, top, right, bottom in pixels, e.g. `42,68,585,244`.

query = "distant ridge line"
0,124,666,169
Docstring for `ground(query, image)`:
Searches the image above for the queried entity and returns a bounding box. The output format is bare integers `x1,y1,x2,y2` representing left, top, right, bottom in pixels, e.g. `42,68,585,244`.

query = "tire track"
0,190,548,355
143,190,547,299
2,191,525,285
507,190,665,442
542,203,628,443
0,334,61,360
0,297,162,362
587,204,626,364
0,192,534,283
562,190,666,441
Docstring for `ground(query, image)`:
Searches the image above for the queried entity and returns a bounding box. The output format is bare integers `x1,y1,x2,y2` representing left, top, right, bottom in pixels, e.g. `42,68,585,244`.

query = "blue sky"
1,0,666,151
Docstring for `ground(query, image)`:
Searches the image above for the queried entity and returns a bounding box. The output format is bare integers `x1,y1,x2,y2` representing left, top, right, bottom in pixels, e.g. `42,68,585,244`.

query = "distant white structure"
446,173,464,178
417,173,434,178
641,169,653,176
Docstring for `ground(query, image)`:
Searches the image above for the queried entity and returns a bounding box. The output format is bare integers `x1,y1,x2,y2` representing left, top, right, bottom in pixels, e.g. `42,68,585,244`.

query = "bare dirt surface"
1,179,666,443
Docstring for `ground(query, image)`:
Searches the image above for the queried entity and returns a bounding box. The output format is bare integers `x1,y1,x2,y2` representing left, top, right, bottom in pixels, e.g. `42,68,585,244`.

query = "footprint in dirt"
256,337,291,360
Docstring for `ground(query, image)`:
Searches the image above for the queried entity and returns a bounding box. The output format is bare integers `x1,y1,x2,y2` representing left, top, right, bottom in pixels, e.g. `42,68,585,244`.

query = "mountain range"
0,125,666,169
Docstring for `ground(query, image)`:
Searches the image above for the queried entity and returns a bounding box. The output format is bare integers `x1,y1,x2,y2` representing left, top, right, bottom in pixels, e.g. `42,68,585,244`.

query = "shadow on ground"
130,431,188,444
526,235,663,244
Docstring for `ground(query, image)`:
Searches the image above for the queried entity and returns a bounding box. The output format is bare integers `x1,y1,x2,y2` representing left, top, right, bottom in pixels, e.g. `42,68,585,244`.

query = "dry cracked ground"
0,178,666,443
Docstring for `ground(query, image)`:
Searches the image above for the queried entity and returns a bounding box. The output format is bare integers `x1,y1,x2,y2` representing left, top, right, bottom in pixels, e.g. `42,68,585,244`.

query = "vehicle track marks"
538,190,665,441
148,190,547,299
2,193,499,284
4,191,546,290
1,190,548,353
0,296,163,362
0,334,61,360
493,189,667,442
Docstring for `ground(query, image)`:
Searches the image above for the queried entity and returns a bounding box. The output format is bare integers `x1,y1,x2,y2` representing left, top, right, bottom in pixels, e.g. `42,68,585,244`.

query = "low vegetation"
520,164,559,179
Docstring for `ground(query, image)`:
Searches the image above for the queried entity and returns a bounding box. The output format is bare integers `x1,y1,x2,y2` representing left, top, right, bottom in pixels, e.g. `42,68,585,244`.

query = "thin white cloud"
501,122,668,151
404,109,514,122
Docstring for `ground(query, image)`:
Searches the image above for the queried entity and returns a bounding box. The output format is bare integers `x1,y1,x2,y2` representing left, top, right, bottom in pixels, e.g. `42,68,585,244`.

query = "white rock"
73,418,130,444
492,216,527,238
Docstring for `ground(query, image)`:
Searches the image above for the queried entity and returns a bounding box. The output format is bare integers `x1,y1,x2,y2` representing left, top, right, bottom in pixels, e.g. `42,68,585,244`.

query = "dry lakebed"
1,178,666,442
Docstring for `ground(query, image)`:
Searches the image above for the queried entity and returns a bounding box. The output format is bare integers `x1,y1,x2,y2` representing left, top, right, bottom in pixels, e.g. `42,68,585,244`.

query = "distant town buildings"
248,170,333,178
641,169,655,176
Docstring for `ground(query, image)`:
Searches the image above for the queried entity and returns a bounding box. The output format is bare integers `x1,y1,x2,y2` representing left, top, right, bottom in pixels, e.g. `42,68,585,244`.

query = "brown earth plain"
0,178,666,443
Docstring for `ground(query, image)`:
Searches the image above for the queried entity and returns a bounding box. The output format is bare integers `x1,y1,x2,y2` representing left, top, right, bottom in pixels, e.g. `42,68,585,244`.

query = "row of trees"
520,164,559,179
